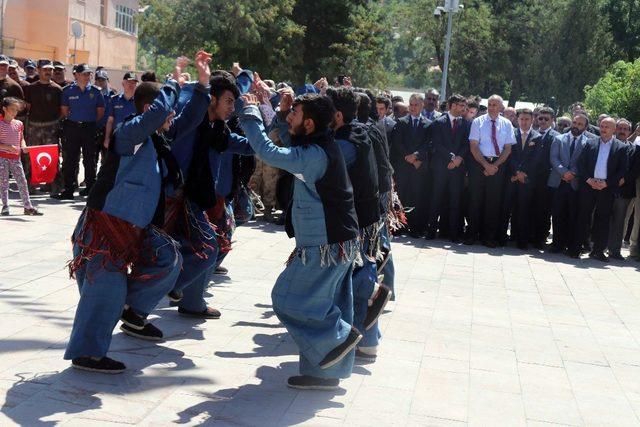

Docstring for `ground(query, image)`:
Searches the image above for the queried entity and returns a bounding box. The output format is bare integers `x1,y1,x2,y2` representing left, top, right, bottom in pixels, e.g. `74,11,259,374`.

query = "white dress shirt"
469,114,516,157
594,137,613,180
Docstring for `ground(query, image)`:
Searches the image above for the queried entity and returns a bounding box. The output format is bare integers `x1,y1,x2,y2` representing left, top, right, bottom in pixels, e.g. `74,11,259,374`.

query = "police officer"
93,68,116,164
52,61,72,88
23,59,39,84
102,72,137,150
52,63,105,200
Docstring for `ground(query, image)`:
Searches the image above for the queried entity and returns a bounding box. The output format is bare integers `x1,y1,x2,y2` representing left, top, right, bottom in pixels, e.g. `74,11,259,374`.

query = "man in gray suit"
548,113,589,253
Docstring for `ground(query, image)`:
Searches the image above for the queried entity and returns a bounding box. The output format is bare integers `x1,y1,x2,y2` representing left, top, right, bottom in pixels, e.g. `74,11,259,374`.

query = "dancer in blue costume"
327,87,393,365
64,63,198,372
164,68,253,319
238,91,362,390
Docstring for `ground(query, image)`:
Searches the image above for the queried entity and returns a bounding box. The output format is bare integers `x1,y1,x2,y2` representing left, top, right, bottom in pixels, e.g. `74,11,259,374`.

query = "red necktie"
491,120,501,156
452,117,458,136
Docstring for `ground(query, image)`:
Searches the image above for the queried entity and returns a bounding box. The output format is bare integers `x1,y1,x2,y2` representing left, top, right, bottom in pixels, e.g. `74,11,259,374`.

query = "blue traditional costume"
239,103,361,384
65,81,183,371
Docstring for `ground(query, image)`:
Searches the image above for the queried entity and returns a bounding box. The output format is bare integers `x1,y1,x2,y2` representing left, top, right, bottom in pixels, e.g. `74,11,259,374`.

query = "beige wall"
2,0,138,70
2,0,69,61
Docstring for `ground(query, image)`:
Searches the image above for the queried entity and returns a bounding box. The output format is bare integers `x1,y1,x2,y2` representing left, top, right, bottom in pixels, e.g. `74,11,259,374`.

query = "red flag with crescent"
28,144,59,185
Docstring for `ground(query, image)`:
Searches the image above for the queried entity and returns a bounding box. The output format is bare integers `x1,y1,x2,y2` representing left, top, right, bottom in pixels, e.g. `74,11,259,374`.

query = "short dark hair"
447,94,466,107
572,112,590,127
376,96,391,110
355,92,371,123
466,99,479,109
538,106,556,117
140,71,158,83
292,94,335,132
391,95,404,104
516,108,534,117
134,82,163,114
326,87,357,124
210,73,239,99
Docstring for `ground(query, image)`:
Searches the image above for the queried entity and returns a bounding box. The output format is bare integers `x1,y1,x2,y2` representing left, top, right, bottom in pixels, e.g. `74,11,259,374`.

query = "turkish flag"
28,144,59,185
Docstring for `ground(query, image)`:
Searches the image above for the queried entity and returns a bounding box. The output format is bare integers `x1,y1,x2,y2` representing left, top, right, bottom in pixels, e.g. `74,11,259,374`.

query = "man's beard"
289,122,306,137
570,127,582,136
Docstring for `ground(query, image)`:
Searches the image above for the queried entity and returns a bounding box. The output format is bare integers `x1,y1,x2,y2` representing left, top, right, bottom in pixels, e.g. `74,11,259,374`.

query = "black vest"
365,118,393,194
335,123,381,229
285,129,359,244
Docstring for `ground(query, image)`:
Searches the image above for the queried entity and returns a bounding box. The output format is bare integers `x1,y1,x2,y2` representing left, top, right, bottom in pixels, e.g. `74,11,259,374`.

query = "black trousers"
532,177,552,243
428,164,464,239
572,185,614,254
500,180,535,244
551,182,578,251
468,160,506,242
396,165,430,234
62,121,97,193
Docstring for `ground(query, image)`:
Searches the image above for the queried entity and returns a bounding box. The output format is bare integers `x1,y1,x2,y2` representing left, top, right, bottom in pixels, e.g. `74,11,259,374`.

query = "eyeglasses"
426,97,438,101
538,117,550,121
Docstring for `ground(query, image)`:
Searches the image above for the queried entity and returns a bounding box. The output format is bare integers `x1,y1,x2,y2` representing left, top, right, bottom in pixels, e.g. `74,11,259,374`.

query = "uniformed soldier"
23,60,39,84
52,64,105,200
0,55,24,103
24,59,63,193
52,61,72,88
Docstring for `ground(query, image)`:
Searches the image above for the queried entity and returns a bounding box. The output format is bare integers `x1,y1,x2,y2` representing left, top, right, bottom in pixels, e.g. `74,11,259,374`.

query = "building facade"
1,0,139,70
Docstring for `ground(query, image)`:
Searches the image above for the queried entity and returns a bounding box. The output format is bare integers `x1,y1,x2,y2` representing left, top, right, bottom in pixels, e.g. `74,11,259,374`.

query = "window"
115,5,136,34
100,0,107,26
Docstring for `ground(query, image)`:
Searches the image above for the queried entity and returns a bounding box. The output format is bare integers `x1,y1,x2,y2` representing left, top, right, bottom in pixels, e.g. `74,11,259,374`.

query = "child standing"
0,97,42,216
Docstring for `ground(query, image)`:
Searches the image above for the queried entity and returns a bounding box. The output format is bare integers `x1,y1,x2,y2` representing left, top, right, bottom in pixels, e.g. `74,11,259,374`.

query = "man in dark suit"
424,94,470,242
390,93,432,236
570,117,629,261
375,96,396,143
547,114,589,254
531,107,560,248
499,108,542,249
607,122,640,260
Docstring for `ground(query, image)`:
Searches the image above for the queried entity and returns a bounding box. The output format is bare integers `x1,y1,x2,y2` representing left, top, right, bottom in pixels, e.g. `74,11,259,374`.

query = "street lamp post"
435,0,463,101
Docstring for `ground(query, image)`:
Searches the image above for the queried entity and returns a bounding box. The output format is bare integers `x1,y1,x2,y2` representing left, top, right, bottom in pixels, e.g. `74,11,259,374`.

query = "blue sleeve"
165,82,210,140
239,105,327,182
113,81,179,156
336,139,358,168
236,70,253,96
61,88,70,107
269,113,292,147
227,133,255,156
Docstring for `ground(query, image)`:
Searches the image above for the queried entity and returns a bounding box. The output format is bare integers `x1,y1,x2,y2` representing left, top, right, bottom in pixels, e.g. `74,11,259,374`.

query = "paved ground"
1,193,640,426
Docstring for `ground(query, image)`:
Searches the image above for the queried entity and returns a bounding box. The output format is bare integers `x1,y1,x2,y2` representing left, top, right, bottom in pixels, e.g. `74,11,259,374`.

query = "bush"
584,59,640,124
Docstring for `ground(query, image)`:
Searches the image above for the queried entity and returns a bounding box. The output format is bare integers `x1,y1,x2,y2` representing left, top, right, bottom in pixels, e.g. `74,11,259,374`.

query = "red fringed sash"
164,195,217,259
68,208,164,281
205,196,233,254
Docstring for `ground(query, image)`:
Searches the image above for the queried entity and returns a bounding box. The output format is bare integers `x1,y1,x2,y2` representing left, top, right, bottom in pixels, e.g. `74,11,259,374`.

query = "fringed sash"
164,195,217,259
68,208,177,282
285,238,361,268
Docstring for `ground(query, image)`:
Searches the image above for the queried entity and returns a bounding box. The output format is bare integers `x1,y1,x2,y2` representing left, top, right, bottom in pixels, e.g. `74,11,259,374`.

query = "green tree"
318,3,393,88
137,0,304,81
604,0,640,62
584,59,640,124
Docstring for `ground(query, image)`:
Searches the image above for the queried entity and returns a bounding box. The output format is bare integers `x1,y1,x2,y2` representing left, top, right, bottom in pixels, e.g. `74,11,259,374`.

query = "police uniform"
57,64,105,198
108,93,136,127
94,69,116,165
